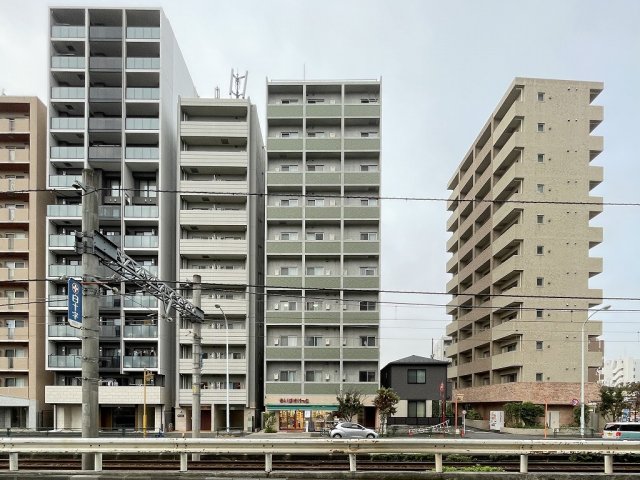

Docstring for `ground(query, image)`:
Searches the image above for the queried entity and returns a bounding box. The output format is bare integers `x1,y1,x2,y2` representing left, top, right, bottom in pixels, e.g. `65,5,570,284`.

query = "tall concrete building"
175,97,264,432
601,358,640,387
445,78,605,423
264,80,381,430
44,7,196,430
0,96,52,428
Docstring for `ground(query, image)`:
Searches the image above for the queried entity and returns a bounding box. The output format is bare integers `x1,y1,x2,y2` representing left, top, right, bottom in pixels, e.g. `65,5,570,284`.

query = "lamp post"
580,304,610,437
214,304,230,433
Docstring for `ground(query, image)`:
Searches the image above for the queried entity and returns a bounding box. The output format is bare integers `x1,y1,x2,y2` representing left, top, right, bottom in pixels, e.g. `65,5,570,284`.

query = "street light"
580,304,611,437
214,304,230,433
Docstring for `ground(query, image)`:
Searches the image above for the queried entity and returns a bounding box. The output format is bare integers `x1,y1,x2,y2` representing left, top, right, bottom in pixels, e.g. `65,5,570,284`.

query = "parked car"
330,422,378,439
602,422,640,440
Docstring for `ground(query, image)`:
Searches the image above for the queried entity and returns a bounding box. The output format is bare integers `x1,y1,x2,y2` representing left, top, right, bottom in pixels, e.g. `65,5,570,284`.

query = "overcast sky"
1,0,638,366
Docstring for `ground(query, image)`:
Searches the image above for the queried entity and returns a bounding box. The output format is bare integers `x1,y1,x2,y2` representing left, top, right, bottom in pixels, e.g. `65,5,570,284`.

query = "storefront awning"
266,404,338,411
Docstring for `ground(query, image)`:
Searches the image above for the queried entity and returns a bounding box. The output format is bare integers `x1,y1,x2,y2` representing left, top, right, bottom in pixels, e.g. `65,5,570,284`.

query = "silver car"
330,422,378,439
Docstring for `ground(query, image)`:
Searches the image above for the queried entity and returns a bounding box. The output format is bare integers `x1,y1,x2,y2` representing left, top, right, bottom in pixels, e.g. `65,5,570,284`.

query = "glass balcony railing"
124,205,158,218
89,57,122,70
123,355,158,368
99,356,121,368
124,324,158,338
125,147,159,159
48,324,80,337
48,294,67,308
99,205,121,219
49,265,82,277
123,295,158,308
126,57,160,69
126,27,160,39
89,87,122,101
124,235,159,248
51,117,84,129
89,146,122,160
49,234,75,248
50,146,84,158
51,56,85,69
99,296,121,308
125,118,159,130
99,325,121,337
47,204,81,217
49,175,82,188
51,87,85,99
126,88,159,100
89,26,122,40
48,355,82,368
51,25,85,38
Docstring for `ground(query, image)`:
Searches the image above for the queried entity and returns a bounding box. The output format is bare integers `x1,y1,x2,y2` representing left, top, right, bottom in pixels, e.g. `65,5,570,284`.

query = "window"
360,336,376,347
359,371,376,382
280,198,299,207
408,400,426,417
306,232,324,241
536,184,545,193
305,370,322,382
306,266,326,276
360,97,378,104
304,336,322,347
360,164,378,172
307,164,324,172
306,301,323,311
307,131,324,138
407,369,426,384
537,123,545,132
281,98,299,104
307,198,325,207
280,164,298,172
280,301,297,311
502,343,517,353
536,277,544,287
360,131,378,137
536,341,544,350
279,370,297,382
279,336,297,347
307,98,324,104
360,232,378,241
537,214,545,224
279,266,298,276
137,178,157,198
536,373,543,382
280,131,299,138
360,266,377,276
359,301,376,311
537,92,545,101
280,232,298,241
537,153,545,163
536,245,544,255
536,309,544,319
501,373,517,383
360,198,378,206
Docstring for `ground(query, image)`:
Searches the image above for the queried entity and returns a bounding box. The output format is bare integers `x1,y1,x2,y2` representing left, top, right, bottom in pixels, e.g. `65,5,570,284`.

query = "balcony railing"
89,146,122,161
98,356,120,368
123,356,158,368
51,117,84,130
51,87,85,100
126,27,160,39
50,146,83,159
89,26,122,40
48,355,82,368
47,204,81,217
49,234,75,248
89,87,122,101
126,57,160,69
48,324,80,337
89,57,122,70
89,118,122,131
125,147,159,160
126,88,159,100
49,265,82,277
51,25,85,38
124,205,158,218
124,325,158,338
125,118,159,130
124,235,159,248
51,56,85,69
123,295,158,308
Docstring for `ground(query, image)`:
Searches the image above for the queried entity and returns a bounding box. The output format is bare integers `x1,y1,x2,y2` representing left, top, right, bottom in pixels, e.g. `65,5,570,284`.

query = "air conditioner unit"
274,304,279,310
325,270,331,276
274,338,279,346
325,338,331,346
325,304,331,311
330,166,336,172
325,374,331,381
342,339,347,346
273,373,279,380
342,375,347,382
329,132,336,138
274,270,280,276
342,304,347,310
330,99,336,104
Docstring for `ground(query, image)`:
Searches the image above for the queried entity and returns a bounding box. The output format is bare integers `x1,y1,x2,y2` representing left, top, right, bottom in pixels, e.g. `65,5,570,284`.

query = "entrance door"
201,410,211,431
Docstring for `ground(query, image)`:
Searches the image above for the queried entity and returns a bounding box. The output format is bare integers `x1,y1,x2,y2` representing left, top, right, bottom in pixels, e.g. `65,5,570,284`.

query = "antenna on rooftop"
229,69,248,99
214,86,220,99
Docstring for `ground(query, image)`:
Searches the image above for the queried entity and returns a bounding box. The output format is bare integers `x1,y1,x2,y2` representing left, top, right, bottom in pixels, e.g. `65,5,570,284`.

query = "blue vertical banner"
67,278,83,328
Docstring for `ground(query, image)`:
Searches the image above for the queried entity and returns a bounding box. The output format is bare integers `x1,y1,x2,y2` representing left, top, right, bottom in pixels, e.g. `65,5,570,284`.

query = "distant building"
444,78,605,425
380,355,449,423
601,358,640,387
433,336,452,361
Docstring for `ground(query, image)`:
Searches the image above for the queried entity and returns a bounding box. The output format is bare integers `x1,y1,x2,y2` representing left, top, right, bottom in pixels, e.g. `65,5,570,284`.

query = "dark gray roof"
384,355,450,368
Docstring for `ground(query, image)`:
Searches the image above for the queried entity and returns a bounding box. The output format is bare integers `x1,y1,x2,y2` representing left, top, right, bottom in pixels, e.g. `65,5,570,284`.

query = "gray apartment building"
175,97,264,432
264,80,381,430
0,96,52,428
445,78,605,425
44,7,196,431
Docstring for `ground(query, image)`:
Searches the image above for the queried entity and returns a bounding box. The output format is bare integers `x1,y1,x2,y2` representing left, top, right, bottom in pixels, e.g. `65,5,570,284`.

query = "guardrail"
0,437,637,474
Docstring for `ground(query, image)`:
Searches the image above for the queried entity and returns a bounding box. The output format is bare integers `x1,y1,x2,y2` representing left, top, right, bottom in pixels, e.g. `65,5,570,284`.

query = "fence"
0,437,637,474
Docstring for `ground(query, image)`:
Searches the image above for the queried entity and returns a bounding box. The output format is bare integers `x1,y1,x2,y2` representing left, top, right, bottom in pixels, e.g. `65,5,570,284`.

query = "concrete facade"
44,7,196,431
445,78,605,419
175,97,265,432
264,80,381,429
601,357,640,387
0,96,52,429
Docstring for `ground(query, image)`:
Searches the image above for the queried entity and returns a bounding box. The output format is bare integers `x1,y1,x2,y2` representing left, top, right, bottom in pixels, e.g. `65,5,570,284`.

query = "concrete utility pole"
79,169,99,470
191,275,201,460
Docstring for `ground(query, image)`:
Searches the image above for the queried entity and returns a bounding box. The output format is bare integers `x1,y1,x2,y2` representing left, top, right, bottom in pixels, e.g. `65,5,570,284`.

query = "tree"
626,382,640,421
597,385,628,422
373,387,399,435
504,402,544,427
336,388,364,422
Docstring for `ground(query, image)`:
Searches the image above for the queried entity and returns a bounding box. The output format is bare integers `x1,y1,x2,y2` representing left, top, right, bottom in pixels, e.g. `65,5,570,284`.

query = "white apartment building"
601,358,640,387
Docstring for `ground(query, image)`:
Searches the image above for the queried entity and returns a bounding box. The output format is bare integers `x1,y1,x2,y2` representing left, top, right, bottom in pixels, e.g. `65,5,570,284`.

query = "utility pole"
191,274,201,460
80,169,99,470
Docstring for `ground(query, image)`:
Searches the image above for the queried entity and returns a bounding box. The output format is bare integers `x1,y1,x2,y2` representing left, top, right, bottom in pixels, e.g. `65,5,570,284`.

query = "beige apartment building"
445,78,605,425
0,96,52,428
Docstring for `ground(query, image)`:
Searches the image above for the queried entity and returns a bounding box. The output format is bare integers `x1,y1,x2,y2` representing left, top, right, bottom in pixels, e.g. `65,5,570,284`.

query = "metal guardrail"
0,438,637,474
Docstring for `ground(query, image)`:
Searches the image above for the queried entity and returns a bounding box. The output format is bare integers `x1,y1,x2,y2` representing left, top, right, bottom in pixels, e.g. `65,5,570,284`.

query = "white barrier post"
265,453,272,473
94,453,102,471
9,453,18,471
604,454,613,474
520,454,528,473
434,453,443,473
180,452,188,472
349,454,356,472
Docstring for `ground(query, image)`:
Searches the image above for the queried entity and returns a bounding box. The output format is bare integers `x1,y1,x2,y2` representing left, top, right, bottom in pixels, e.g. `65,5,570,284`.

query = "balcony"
0,148,29,163
181,120,248,138
266,206,302,221
492,255,524,285
343,241,379,255
48,324,80,338
344,104,380,117
304,311,341,323
0,177,28,193
89,118,122,131
89,26,122,40
123,324,158,338
126,57,160,69
266,104,303,118
491,350,523,370
267,137,303,151
343,347,379,360
267,172,303,186
589,226,603,248
123,295,158,309
51,118,84,130
305,241,340,254
0,237,28,253
0,356,28,370
179,238,246,256
493,162,524,201
48,264,82,277
47,205,81,217
179,358,246,375
125,147,159,160
200,297,247,315
179,209,246,227
305,206,341,220
586,256,603,276
126,88,159,101
51,56,85,69
265,383,301,395
344,137,380,151
126,27,160,39
123,356,158,369
342,311,378,324
344,172,379,186
0,326,28,341
51,25,85,39
343,206,380,220
89,87,122,101
179,151,247,170
266,241,302,255
305,275,340,289
266,275,303,289
304,347,340,360
0,267,28,281
493,224,523,256
123,235,159,249
51,87,85,100
306,138,341,151
306,104,341,117
265,311,302,324
89,146,122,162
48,355,82,368
343,276,379,289
179,268,246,285
492,132,523,175
46,385,164,404
89,57,122,71
0,208,28,223
124,205,158,218
266,347,302,360
50,146,84,159
178,388,246,405
180,180,247,195
126,118,159,130
306,172,341,186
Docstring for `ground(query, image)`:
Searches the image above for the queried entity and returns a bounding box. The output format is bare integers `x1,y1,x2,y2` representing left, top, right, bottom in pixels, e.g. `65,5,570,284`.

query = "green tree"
373,387,399,435
504,402,544,427
627,382,640,421
336,388,364,422
597,385,628,422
